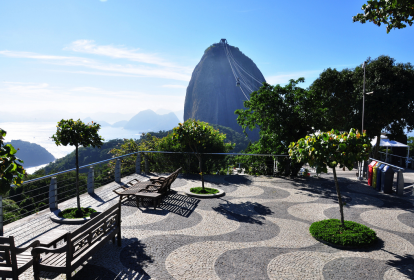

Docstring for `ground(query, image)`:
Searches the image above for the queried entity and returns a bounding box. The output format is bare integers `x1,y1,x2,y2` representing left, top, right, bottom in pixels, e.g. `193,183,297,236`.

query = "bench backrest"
67,202,121,264
0,236,18,275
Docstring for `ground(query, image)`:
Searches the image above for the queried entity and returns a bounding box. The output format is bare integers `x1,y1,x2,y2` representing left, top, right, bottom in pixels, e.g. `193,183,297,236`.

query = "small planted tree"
289,129,377,248
51,119,104,217
289,129,371,226
172,119,233,191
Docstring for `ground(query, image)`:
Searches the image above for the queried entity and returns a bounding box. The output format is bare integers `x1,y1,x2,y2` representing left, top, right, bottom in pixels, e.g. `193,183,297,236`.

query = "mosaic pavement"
9,173,414,279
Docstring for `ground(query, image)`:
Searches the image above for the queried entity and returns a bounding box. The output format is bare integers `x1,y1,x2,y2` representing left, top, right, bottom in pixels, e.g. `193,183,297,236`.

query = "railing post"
136,153,141,174
87,167,94,194
49,177,58,210
115,159,121,183
0,195,3,236
144,154,149,175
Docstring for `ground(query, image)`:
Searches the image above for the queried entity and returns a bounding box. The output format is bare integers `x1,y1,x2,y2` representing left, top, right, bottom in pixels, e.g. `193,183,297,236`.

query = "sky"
1,0,414,120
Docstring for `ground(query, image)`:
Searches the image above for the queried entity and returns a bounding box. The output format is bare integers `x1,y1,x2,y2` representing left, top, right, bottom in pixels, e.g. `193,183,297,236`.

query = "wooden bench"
31,202,121,280
0,237,39,280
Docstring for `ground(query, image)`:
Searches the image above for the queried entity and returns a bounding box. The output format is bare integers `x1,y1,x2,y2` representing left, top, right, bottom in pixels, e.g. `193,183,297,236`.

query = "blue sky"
1,0,413,118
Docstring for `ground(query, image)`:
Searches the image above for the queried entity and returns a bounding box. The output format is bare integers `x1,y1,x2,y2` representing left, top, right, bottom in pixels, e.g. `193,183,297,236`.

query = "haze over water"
0,122,143,173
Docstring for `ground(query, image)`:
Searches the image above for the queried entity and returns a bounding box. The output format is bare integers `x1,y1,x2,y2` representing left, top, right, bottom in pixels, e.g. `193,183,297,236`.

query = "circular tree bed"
190,187,219,195
185,187,225,198
58,207,97,219
309,219,377,249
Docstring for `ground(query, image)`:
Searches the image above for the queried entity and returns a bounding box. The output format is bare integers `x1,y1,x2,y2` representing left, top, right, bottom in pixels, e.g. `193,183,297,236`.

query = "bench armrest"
113,188,126,195
31,244,68,256
16,240,40,254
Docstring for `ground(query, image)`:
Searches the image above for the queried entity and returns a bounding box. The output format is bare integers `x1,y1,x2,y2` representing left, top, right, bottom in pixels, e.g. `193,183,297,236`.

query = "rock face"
184,41,265,140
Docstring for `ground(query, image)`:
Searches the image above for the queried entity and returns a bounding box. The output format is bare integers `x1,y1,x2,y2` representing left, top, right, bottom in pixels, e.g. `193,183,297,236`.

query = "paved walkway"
8,172,414,279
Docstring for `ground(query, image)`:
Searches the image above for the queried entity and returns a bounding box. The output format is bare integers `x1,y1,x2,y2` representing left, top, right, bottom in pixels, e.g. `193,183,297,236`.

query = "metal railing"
377,151,412,169
1,151,288,235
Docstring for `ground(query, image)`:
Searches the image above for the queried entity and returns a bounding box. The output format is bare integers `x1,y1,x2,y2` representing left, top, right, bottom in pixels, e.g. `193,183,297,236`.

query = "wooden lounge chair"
0,236,40,280
114,175,173,209
149,167,182,183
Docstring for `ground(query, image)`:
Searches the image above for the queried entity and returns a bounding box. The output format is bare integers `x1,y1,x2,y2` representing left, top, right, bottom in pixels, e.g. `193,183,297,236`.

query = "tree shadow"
224,175,253,185
384,250,414,279
120,192,200,218
212,200,273,224
159,192,200,218
119,238,153,279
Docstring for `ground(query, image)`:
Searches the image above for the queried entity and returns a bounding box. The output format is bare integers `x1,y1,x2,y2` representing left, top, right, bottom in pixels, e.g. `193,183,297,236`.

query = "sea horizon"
0,122,145,174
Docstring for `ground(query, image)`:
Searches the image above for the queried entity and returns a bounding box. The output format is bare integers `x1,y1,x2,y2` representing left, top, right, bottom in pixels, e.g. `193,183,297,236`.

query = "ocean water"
1,122,142,173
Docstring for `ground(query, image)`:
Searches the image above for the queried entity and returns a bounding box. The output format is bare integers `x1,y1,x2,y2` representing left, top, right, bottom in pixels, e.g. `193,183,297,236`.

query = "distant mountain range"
82,109,181,132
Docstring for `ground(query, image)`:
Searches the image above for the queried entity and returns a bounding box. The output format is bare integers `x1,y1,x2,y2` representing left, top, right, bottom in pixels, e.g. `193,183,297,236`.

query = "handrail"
377,151,409,159
140,150,289,157
368,157,404,171
15,152,138,186
17,150,287,186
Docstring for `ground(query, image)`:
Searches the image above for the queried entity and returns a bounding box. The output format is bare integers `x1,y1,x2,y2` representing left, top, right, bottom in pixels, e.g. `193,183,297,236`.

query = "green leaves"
172,119,233,155
289,128,371,173
353,0,414,33
0,128,26,194
51,119,104,149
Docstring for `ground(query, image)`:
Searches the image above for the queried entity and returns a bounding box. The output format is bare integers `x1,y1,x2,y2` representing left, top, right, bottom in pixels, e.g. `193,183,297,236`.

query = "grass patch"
190,187,219,195
309,219,377,248
58,207,97,219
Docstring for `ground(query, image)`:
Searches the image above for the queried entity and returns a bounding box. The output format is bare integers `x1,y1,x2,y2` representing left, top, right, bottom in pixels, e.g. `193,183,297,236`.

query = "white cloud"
161,84,187,88
0,82,185,114
266,70,321,85
0,49,191,81
66,40,187,69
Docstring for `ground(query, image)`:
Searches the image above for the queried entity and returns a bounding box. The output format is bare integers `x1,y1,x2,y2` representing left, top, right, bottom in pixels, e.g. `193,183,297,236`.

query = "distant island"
5,140,55,168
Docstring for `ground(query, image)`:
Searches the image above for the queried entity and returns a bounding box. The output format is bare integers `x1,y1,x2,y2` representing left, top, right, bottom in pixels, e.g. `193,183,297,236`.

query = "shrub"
309,219,377,247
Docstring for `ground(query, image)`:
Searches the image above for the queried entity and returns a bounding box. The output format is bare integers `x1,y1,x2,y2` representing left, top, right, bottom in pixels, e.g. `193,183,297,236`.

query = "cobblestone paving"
8,173,414,279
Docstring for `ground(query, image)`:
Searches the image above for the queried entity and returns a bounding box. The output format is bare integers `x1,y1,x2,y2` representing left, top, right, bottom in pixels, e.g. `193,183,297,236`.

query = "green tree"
235,79,327,176
408,136,414,151
353,0,414,33
0,128,25,194
289,129,371,226
172,119,233,189
51,119,104,216
310,56,414,159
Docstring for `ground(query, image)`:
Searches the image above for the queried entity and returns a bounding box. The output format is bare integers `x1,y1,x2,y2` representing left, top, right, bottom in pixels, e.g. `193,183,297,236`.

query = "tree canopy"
172,119,233,188
353,0,414,33
0,128,25,195
310,55,414,157
235,79,327,176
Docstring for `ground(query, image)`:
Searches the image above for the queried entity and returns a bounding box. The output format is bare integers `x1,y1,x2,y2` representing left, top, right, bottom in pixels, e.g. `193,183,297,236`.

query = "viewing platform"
3,164,414,279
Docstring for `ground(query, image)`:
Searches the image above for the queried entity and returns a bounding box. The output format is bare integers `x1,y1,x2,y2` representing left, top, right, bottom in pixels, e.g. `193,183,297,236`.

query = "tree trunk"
332,167,345,227
374,132,381,159
75,145,81,211
199,155,204,190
